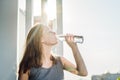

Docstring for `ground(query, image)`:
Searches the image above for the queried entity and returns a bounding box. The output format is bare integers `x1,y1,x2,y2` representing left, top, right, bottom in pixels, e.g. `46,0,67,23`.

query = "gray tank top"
29,57,64,80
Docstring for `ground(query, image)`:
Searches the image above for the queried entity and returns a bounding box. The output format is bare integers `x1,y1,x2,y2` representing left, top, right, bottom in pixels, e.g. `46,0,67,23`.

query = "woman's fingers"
65,33,74,42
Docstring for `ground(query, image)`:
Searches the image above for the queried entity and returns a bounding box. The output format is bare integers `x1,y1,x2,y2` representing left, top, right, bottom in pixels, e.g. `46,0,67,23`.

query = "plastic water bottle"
57,34,84,43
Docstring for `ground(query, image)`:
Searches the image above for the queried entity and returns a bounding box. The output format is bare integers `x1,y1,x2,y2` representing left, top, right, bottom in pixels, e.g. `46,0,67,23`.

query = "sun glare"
45,0,56,21
33,0,41,16
33,0,56,21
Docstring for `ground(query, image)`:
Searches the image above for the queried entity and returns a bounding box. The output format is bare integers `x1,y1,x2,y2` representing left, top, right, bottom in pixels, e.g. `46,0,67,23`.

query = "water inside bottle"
57,34,84,43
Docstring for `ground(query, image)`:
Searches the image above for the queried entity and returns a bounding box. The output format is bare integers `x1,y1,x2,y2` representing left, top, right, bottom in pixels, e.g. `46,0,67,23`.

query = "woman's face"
41,26,58,45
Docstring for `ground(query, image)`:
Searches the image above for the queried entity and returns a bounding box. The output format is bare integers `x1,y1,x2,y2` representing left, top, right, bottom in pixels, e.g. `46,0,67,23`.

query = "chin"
52,40,58,45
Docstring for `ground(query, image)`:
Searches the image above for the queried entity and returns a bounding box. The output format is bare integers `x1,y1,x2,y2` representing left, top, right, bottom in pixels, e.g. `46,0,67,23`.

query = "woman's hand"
65,34,77,48
64,34,88,76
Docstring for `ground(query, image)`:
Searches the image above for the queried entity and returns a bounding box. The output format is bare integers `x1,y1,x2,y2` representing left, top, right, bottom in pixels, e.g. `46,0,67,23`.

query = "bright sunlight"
33,0,56,21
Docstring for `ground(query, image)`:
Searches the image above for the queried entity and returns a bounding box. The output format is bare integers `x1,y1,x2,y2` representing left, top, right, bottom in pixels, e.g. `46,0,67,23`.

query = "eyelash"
49,31,53,33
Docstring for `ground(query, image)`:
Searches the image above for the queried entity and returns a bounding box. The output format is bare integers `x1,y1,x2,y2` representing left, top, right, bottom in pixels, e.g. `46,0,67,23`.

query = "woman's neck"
41,44,52,63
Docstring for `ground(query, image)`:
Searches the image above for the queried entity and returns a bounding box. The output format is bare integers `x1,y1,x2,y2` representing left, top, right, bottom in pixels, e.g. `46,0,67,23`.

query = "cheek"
42,34,57,43
47,36,57,43
41,35,48,42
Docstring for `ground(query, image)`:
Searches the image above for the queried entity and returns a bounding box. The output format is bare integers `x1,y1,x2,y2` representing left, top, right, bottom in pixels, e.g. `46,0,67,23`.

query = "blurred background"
0,0,120,80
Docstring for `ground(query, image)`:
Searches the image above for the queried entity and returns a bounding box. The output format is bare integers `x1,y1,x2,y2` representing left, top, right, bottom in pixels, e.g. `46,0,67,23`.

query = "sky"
62,0,120,76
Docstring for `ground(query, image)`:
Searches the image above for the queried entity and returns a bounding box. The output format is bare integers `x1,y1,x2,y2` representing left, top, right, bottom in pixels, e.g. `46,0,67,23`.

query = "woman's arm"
70,44,88,76
61,34,88,76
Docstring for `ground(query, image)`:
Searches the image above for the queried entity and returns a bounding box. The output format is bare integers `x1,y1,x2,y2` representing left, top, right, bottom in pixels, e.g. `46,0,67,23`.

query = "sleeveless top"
29,57,64,80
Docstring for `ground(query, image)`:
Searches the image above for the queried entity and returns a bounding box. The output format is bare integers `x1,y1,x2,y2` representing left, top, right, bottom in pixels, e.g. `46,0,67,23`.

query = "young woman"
18,24,88,80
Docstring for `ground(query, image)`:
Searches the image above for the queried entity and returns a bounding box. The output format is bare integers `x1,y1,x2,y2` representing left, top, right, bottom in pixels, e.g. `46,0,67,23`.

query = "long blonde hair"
19,24,57,76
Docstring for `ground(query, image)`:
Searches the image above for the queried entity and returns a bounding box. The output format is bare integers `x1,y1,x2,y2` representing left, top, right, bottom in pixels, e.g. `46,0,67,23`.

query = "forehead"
42,26,50,31
42,26,51,33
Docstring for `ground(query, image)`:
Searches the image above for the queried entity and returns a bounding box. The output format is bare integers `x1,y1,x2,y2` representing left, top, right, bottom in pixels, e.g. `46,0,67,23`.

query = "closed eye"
49,30,55,33
49,31,53,33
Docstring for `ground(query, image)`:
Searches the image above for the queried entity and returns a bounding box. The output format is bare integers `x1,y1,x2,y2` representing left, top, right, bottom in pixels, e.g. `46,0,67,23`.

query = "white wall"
63,0,120,79
17,9,26,69
0,0,18,80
